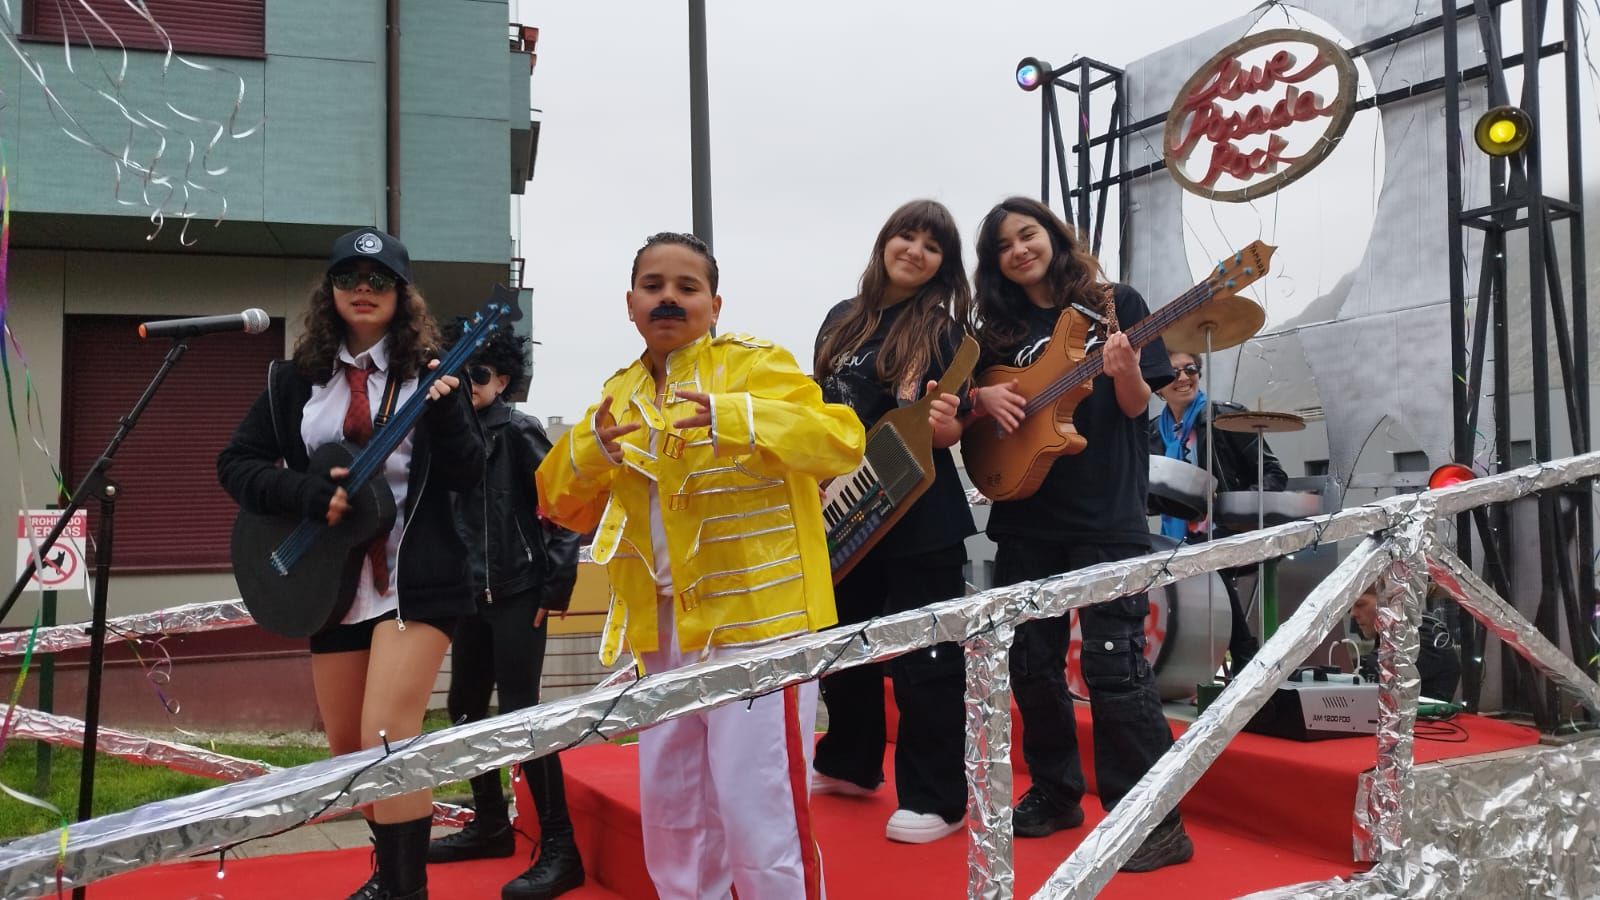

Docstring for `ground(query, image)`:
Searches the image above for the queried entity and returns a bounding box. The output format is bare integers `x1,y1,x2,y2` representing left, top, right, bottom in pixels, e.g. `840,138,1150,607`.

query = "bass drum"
1066,535,1230,701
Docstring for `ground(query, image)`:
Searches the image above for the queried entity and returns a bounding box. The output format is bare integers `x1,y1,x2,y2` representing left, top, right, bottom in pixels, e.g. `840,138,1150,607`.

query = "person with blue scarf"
1150,351,1287,671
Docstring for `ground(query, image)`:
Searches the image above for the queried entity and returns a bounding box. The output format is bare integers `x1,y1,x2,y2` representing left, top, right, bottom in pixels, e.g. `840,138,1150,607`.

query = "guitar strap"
373,373,403,431
1101,283,1120,333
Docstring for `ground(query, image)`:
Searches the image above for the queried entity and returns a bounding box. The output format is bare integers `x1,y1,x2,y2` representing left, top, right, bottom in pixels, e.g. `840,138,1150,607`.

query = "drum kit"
1145,286,1323,685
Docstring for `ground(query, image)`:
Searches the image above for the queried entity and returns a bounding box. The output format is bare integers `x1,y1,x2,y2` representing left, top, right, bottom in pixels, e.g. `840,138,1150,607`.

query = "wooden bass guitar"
823,333,978,582
230,286,518,638
962,242,1274,502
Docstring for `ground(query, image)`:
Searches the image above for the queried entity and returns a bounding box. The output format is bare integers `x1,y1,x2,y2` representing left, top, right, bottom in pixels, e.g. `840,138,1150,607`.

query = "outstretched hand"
673,390,713,429
595,395,641,459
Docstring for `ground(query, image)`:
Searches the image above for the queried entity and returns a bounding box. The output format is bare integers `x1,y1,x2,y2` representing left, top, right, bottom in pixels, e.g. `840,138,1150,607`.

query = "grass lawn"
0,710,475,842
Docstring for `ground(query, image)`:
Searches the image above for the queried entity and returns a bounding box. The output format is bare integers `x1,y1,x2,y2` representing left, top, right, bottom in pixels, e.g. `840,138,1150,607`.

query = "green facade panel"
266,0,381,62
399,0,509,121
399,112,507,264
262,56,382,226
10,45,268,222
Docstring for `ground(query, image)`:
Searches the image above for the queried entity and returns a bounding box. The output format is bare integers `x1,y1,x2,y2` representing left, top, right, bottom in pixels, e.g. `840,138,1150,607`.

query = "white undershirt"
300,337,417,625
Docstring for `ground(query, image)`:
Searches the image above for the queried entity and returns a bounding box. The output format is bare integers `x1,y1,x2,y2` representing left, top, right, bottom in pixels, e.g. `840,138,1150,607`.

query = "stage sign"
16,510,88,593
1163,27,1357,203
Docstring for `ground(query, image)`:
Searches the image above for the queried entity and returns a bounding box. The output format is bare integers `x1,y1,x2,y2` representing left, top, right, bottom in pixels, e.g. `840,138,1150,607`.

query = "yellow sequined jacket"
536,332,866,666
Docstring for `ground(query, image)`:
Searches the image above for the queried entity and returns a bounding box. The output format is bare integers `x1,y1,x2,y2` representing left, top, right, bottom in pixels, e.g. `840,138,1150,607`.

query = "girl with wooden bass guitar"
217,229,484,900
810,199,975,845
965,197,1192,872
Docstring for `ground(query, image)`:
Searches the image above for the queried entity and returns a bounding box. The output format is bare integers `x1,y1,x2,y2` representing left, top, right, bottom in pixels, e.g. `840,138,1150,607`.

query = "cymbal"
1214,410,1306,434
1161,294,1265,354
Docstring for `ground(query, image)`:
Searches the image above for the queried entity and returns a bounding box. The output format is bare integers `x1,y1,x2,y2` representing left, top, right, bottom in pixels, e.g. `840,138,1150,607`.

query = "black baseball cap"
327,228,412,284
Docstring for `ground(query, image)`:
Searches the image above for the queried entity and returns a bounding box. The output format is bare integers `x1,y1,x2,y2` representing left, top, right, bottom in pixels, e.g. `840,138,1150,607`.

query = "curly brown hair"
971,196,1108,359
291,276,440,384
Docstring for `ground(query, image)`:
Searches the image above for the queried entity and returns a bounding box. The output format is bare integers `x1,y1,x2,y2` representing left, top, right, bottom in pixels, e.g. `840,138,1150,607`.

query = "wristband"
967,386,987,418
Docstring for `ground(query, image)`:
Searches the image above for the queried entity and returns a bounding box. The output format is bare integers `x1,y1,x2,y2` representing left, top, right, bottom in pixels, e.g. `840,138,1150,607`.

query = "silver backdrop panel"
1297,303,1457,484
1115,5,1491,489
1337,85,1488,322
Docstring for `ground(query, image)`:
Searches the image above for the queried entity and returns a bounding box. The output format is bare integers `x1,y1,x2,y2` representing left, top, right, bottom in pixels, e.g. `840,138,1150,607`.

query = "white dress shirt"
300,337,418,625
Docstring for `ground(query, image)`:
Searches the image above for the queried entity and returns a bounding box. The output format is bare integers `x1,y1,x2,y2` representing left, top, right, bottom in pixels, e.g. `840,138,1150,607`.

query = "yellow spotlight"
1473,106,1532,157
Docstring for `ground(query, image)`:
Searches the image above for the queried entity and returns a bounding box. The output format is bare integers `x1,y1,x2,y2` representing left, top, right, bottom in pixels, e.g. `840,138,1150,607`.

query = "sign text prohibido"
1163,28,1357,203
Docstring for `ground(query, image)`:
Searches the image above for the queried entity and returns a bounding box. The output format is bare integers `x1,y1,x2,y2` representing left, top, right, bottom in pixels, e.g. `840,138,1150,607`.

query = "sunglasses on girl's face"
467,365,496,386
1173,363,1202,378
330,270,397,292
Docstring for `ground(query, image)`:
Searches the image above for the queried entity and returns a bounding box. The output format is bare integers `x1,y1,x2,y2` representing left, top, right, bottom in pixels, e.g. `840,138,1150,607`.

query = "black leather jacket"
1149,399,1289,493
456,399,580,611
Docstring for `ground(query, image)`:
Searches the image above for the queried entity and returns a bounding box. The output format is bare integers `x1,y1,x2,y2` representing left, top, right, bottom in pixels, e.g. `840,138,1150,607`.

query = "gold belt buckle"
679,586,698,611
662,432,685,459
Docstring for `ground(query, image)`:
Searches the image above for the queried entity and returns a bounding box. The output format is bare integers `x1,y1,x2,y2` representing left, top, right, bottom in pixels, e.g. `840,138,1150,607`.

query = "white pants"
639,598,823,900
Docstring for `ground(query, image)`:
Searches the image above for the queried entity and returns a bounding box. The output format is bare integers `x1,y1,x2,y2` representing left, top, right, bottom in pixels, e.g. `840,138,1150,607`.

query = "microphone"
138,309,270,340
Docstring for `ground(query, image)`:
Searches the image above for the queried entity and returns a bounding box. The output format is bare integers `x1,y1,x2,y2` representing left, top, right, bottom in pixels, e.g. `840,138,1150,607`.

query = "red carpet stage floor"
102,708,1537,899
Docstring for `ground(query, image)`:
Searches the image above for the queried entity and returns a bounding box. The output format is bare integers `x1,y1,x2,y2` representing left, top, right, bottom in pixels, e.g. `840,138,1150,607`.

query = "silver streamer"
0,455,1597,896
0,704,471,829
964,618,1015,900
1250,739,1600,899
0,600,254,658
1,704,269,782
1034,536,1393,899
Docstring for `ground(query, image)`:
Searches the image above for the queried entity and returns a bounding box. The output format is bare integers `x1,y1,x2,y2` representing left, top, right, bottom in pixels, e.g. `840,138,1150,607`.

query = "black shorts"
308,609,458,654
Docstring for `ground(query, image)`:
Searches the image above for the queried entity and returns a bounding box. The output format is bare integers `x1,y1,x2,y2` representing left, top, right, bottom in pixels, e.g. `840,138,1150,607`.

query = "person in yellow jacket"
536,232,864,900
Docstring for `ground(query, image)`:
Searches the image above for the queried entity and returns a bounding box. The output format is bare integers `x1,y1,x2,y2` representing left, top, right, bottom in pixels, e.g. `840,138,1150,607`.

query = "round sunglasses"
330,270,398,292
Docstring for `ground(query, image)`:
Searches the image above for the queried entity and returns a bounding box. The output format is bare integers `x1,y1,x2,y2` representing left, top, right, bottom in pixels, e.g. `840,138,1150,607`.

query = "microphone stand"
0,338,191,899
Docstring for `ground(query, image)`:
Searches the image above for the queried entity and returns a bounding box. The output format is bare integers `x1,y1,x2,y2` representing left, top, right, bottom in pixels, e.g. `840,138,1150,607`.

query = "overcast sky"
510,1,1280,421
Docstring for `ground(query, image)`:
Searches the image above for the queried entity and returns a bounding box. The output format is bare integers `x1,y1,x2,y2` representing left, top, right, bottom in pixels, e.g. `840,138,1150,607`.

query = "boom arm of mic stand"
0,339,191,626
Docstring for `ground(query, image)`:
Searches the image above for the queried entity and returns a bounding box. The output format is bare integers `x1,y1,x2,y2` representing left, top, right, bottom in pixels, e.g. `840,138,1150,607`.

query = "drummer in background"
1150,350,1287,672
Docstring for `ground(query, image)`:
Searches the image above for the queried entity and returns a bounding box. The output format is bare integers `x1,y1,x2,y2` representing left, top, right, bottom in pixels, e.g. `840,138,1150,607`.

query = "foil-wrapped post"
963,617,1015,900
1367,517,1428,881
1036,536,1393,898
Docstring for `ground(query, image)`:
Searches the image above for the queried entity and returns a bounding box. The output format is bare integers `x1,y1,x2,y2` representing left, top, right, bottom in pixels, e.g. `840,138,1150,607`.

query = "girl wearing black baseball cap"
220,228,483,900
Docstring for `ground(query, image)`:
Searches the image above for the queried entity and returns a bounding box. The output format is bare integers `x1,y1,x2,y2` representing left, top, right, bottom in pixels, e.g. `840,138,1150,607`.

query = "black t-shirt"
979,283,1172,546
816,299,977,558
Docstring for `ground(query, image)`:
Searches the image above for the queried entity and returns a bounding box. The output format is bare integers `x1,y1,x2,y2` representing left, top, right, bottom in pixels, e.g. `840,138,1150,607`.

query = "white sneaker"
885,809,963,844
810,771,877,797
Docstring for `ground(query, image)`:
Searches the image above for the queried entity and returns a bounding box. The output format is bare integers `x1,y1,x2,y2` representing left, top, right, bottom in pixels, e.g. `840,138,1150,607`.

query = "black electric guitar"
231,286,518,638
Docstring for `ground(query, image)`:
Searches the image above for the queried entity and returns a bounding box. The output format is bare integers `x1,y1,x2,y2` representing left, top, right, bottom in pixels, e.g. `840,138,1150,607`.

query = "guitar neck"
343,314,503,491
1022,281,1214,417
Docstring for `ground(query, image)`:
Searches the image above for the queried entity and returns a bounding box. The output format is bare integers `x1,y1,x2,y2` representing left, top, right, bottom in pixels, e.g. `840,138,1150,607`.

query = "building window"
25,0,265,59
62,314,285,572
1305,459,1329,477
1393,450,1430,473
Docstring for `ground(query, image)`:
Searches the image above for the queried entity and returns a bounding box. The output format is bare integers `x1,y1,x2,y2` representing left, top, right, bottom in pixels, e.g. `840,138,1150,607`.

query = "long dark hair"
291,276,440,384
971,196,1106,357
814,200,971,392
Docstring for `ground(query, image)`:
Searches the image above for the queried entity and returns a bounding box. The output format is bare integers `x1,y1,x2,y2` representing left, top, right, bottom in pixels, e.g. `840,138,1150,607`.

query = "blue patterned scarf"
1155,389,1206,540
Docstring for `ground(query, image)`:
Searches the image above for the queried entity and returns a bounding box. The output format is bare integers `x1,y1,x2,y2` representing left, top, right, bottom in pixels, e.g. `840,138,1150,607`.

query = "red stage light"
1428,463,1477,491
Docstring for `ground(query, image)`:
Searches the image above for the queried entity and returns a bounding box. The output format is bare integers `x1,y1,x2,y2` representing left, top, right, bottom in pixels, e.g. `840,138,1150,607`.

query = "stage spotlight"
1473,105,1532,157
1428,463,1478,491
1016,57,1051,92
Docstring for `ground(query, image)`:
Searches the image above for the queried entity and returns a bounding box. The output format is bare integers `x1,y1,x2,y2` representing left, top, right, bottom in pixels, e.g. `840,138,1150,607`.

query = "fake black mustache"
650,305,688,321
